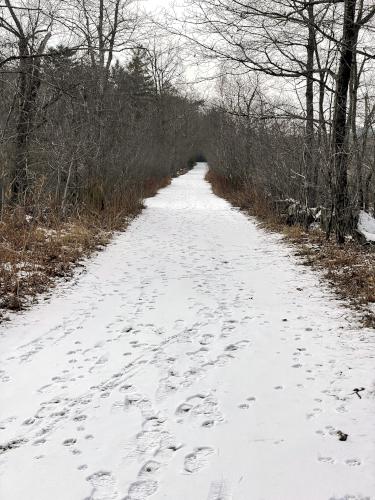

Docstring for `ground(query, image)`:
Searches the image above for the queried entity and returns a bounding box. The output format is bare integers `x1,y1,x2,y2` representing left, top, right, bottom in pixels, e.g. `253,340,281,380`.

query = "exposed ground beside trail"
0,164,374,500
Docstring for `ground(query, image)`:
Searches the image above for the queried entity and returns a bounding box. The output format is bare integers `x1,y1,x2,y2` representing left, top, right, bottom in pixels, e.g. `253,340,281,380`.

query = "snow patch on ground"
0,164,375,500
358,210,375,242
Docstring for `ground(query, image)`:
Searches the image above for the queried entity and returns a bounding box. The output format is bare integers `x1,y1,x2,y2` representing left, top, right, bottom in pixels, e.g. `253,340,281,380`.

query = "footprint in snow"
86,470,118,499
200,334,214,345
202,419,216,428
124,393,143,407
318,456,335,464
176,403,193,415
215,353,234,366
184,447,214,473
225,344,239,352
136,429,164,454
119,384,133,393
33,438,47,446
346,459,361,466
73,414,87,422
23,417,35,426
138,460,163,476
63,438,77,446
238,403,249,410
125,477,159,498
142,416,166,431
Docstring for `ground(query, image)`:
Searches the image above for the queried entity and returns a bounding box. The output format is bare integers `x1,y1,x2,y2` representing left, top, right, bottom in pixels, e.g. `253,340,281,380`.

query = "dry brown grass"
206,169,375,328
142,176,171,198
205,169,273,218
0,176,171,319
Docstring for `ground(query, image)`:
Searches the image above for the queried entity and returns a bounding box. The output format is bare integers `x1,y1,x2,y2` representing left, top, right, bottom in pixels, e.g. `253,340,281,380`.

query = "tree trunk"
304,0,317,212
331,0,357,244
11,34,51,204
12,39,30,202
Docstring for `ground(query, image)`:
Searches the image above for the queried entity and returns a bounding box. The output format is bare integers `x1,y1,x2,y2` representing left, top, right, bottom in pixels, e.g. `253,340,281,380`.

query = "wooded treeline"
2,0,375,246
0,0,202,220
190,0,375,243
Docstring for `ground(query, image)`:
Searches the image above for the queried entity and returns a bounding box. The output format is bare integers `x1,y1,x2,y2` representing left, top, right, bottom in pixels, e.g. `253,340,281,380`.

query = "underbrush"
0,176,171,319
206,169,375,328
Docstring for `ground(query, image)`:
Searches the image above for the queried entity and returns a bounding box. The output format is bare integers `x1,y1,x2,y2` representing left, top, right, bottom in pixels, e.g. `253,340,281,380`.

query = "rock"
337,430,348,441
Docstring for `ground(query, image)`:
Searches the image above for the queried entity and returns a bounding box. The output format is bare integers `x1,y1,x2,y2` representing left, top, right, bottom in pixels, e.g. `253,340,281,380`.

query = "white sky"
139,0,220,99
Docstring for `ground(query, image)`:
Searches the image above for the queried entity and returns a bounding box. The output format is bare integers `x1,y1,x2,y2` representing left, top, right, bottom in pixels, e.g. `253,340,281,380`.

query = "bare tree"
180,0,375,241
331,0,375,242
0,0,55,201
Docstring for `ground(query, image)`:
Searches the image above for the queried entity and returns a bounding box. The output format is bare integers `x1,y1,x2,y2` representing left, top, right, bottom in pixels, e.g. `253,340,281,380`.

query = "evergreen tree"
126,47,156,102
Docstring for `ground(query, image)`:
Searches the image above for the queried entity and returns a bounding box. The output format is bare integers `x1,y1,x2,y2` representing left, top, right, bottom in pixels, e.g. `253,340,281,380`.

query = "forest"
198,0,375,244
0,0,375,311
0,1,203,211
0,0,204,310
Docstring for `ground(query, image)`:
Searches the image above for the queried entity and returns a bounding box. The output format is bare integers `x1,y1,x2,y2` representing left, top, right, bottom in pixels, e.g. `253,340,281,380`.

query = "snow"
358,210,375,242
0,163,375,500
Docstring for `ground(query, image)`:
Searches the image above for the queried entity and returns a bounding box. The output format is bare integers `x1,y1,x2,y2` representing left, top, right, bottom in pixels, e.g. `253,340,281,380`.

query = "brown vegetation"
206,169,375,328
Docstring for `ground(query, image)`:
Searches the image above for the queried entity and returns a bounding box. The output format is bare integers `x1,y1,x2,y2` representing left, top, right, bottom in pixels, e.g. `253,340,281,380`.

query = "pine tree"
126,47,156,103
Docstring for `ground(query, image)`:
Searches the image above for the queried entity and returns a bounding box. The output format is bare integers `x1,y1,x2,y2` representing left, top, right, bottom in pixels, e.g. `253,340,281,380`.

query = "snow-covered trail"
1,164,374,500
